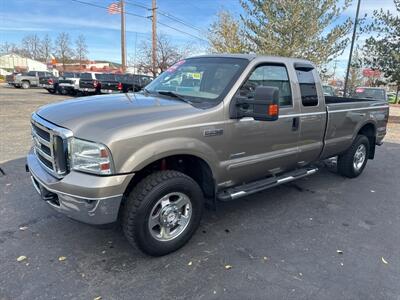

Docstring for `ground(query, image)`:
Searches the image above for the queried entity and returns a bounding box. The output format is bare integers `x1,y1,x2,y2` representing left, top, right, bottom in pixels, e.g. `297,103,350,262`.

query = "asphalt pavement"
1,85,400,299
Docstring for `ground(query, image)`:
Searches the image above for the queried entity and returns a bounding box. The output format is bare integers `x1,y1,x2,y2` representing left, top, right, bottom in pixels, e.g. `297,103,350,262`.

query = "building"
0,53,48,72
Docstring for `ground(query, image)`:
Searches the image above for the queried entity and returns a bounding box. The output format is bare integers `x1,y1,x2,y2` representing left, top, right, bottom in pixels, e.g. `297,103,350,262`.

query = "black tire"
337,135,370,178
21,81,30,89
122,170,204,256
47,89,56,94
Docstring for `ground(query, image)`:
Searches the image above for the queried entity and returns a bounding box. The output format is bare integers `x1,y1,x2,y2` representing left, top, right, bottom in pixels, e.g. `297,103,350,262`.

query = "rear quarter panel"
321,101,389,159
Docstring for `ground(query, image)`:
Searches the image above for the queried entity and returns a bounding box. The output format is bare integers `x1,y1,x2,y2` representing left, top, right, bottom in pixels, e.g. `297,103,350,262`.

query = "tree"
346,47,364,93
22,34,41,60
40,34,53,62
137,35,190,77
210,0,353,66
75,34,88,68
208,11,248,53
364,0,400,103
55,32,74,70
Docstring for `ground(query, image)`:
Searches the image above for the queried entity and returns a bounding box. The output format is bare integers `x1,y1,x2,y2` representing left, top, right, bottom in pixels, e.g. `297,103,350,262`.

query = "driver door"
224,63,301,185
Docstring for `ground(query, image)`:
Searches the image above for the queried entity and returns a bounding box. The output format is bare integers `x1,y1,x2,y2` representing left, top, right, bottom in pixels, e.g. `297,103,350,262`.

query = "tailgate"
101,81,119,90
79,79,95,88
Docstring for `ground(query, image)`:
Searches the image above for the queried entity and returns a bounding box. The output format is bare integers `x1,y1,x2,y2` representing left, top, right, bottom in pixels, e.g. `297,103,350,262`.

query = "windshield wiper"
156,91,193,104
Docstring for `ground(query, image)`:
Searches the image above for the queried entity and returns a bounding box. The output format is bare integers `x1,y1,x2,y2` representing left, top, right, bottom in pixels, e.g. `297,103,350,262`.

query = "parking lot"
1,84,400,299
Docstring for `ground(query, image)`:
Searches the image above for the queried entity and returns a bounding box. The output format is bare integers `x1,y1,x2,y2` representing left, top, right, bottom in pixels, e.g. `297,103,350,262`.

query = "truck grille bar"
31,113,73,178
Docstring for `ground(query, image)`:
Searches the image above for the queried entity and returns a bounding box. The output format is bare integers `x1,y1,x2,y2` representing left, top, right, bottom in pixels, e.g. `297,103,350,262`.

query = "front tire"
122,170,204,256
21,81,30,89
337,135,370,178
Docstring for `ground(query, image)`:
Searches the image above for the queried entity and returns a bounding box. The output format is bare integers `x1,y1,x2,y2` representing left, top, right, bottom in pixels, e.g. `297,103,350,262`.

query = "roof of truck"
188,53,313,64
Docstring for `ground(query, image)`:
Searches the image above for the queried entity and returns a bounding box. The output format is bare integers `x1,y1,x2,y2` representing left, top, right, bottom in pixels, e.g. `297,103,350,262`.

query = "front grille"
31,114,72,178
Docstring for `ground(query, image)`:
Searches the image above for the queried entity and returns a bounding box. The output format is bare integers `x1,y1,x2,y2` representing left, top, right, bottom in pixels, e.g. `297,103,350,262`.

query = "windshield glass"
145,57,249,104
80,73,93,79
95,73,116,81
323,85,335,96
353,88,386,100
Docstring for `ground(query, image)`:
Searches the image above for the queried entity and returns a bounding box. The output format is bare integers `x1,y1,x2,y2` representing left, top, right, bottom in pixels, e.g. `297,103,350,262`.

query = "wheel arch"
355,122,377,159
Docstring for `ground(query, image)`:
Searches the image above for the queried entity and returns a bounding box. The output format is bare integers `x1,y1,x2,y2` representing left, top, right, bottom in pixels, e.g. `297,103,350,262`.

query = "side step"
217,167,318,201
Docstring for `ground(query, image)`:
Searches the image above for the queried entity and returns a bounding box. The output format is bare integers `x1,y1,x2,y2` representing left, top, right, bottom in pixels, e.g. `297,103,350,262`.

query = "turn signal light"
268,104,279,116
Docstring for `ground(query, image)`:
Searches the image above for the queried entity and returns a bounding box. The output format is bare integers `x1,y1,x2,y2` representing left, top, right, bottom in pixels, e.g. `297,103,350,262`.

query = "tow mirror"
230,86,280,121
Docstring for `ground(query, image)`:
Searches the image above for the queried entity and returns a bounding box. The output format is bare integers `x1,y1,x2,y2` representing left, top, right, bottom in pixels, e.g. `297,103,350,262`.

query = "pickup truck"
58,72,81,95
26,54,389,256
12,71,53,89
97,73,123,94
78,72,101,95
120,74,153,92
39,76,59,94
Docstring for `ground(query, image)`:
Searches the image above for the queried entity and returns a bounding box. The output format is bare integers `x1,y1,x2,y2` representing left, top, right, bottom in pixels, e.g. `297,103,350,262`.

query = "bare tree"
55,32,74,70
137,35,191,76
40,34,53,62
75,34,88,68
22,34,41,60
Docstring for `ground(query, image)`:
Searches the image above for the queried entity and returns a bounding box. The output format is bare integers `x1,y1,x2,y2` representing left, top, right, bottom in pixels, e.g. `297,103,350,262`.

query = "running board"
217,167,318,201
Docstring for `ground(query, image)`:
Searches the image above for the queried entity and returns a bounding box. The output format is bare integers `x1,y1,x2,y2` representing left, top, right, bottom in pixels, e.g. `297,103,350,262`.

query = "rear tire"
21,81,30,89
122,170,204,256
337,135,370,178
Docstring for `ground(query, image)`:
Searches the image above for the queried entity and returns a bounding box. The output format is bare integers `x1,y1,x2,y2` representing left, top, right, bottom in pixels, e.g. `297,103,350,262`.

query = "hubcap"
148,192,192,241
353,144,366,171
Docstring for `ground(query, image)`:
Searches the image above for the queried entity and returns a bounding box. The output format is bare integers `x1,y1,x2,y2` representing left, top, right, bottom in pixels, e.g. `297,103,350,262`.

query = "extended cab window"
296,68,319,106
239,65,292,106
27,71,36,76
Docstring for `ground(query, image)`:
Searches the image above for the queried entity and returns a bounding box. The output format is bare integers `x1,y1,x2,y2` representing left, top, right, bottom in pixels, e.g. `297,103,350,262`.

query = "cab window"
296,68,319,106
239,64,292,106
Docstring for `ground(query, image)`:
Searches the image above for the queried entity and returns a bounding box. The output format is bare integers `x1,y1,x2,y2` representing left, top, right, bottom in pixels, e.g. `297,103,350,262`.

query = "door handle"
292,117,300,131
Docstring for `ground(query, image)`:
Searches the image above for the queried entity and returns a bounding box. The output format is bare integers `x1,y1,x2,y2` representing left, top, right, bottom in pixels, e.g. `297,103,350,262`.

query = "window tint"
239,65,292,106
38,72,44,77
296,69,318,106
80,73,93,79
27,71,36,76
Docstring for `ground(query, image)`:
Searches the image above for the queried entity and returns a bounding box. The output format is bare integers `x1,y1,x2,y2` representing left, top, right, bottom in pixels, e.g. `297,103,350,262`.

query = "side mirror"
230,86,280,121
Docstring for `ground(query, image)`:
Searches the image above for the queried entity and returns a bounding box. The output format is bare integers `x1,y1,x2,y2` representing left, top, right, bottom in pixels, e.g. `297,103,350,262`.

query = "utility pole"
343,0,361,97
120,0,126,72
151,0,157,76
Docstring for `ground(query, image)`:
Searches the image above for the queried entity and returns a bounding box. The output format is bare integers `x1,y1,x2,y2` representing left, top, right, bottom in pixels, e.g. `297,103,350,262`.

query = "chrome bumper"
27,149,134,225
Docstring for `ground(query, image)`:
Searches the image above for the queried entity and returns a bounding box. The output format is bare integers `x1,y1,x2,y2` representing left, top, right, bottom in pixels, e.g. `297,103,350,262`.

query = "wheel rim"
148,192,192,242
353,144,367,171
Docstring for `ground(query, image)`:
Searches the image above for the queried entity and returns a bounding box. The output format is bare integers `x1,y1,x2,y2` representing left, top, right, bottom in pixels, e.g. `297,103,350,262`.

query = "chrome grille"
31,113,73,178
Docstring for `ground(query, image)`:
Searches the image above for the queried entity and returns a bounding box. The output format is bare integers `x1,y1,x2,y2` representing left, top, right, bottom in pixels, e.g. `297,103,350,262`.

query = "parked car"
322,84,336,96
58,72,81,95
13,71,53,89
27,54,389,256
387,92,398,104
78,72,101,95
97,73,123,94
352,87,387,101
39,76,59,94
5,72,22,85
120,74,153,92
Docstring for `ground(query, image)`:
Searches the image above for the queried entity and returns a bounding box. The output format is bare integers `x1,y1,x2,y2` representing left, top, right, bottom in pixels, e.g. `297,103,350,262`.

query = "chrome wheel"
148,192,192,242
353,144,366,171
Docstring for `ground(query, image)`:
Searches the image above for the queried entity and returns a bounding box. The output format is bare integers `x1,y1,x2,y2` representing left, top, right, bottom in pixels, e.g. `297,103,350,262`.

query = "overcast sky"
1,0,398,78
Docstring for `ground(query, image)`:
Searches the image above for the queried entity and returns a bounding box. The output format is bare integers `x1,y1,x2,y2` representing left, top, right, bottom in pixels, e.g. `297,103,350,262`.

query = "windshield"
80,73,93,79
353,88,386,100
144,57,249,105
95,73,116,81
323,85,335,96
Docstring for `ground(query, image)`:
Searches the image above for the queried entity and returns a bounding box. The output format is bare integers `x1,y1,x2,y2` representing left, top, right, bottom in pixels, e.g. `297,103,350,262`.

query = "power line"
124,0,205,34
70,0,207,42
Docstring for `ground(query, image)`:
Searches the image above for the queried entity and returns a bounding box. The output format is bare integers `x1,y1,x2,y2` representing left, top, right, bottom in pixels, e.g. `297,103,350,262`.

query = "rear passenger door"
294,64,327,164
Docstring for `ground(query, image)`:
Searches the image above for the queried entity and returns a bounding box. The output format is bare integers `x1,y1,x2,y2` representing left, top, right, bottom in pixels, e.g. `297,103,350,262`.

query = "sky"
0,0,398,78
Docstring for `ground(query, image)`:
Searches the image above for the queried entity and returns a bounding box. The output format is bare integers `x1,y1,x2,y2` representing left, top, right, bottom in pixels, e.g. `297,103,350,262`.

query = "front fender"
119,137,221,181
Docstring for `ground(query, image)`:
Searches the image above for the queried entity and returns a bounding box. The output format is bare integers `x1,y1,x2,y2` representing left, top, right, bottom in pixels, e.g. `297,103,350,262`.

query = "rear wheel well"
357,123,376,159
121,155,215,211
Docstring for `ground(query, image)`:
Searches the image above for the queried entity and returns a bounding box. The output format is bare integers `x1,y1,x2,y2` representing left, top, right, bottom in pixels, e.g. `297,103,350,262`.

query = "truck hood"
36,93,204,142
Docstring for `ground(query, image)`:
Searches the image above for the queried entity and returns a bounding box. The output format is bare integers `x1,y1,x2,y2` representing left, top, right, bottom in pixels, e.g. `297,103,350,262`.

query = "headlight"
69,138,114,175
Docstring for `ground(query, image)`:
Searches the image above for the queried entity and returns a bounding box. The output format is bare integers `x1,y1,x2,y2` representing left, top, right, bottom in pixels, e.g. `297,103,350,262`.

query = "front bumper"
27,149,134,225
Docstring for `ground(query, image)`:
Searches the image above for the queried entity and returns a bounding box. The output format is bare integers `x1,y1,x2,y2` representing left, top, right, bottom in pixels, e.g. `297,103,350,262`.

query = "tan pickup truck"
27,54,389,256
